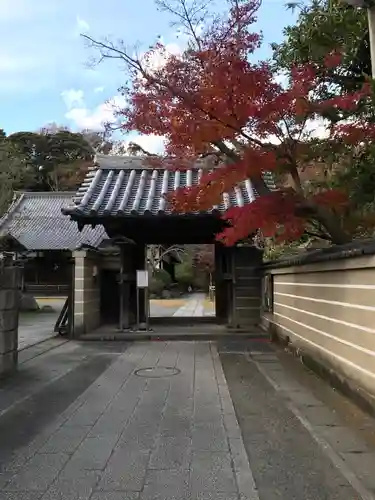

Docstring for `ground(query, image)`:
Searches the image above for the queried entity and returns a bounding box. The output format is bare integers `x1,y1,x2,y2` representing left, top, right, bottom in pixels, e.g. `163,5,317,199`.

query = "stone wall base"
0,350,18,376
0,265,21,376
261,319,375,418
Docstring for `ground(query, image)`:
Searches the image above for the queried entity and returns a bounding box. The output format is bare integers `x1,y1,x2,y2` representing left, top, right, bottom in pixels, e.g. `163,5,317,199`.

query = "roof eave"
61,210,223,222
0,193,25,230
0,233,27,252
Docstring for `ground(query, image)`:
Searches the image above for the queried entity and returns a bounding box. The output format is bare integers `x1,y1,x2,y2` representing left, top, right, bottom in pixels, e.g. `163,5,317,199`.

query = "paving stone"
317,425,370,453
339,452,375,489
87,410,132,436
140,391,170,408
287,391,325,408
110,391,142,413
97,448,149,492
142,469,190,499
218,385,236,415
163,401,193,419
143,378,171,393
38,426,89,454
66,434,119,471
167,388,194,402
190,451,237,494
193,404,223,424
300,406,340,427
223,413,243,439
229,438,258,499
117,422,158,451
192,423,229,452
191,494,239,500
4,453,70,491
0,493,43,500
159,415,192,438
57,468,101,482
272,379,306,393
41,470,99,499
194,391,220,405
149,436,192,470
64,405,105,427
118,377,147,398
91,493,139,500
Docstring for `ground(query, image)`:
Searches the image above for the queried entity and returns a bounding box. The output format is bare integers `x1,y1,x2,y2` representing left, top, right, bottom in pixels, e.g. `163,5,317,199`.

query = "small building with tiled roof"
0,191,107,299
0,191,106,251
62,154,268,337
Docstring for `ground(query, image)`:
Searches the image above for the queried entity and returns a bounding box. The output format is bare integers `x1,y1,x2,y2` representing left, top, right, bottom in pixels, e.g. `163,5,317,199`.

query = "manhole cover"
134,366,181,378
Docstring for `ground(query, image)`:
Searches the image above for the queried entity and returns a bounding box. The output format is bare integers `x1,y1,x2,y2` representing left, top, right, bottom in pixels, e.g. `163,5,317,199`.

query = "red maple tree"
83,0,374,246
191,244,215,273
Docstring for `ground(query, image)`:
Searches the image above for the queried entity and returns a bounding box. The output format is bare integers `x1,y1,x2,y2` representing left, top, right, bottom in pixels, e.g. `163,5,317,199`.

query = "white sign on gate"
136,270,149,288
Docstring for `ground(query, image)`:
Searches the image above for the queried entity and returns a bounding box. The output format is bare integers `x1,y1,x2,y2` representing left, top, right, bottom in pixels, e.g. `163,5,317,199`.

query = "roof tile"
0,192,106,251
63,154,276,217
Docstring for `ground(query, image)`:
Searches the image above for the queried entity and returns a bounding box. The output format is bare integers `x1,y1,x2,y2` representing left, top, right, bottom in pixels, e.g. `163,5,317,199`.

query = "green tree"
7,127,96,191
0,136,31,216
273,0,370,97
175,258,195,289
271,0,375,239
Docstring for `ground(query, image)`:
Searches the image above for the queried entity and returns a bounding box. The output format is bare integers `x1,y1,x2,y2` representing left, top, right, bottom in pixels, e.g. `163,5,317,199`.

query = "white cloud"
61,89,165,153
61,89,85,110
304,118,330,139
109,135,165,155
61,34,184,149
76,15,89,33
142,40,182,72
129,134,165,154
64,94,126,131
274,72,288,88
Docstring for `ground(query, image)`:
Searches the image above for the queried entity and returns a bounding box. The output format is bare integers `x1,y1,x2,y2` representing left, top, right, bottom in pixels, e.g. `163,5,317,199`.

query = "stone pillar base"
0,350,18,376
0,265,21,377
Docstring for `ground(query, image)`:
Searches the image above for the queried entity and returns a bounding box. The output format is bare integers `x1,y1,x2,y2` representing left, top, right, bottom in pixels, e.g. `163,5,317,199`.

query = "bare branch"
155,0,213,47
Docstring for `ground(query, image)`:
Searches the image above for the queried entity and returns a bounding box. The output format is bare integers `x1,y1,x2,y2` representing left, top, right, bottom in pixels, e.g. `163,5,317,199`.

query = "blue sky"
0,0,296,149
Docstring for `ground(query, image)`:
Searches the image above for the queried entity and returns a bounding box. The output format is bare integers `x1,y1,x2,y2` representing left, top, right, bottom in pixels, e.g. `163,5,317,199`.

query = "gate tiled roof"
62,154,276,218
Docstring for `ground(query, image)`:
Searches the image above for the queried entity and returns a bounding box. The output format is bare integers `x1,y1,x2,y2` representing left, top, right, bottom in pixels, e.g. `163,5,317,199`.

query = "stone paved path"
173,293,214,317
0,340,374,499
18,313,58,350
0,341,254,500
17,298,65,350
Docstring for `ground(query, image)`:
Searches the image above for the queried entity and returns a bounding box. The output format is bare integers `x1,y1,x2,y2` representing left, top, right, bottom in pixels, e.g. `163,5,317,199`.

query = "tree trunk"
313,205,352,245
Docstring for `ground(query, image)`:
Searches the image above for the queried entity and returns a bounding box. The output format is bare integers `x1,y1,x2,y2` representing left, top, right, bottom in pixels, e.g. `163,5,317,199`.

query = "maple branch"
181,0,202,49
83,34,271,195
290,167,303,195
155,0,210,49
304,230,332,241
214,0,262,53
82,35,142,73
84,36,247,146
306,220,332,240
